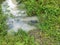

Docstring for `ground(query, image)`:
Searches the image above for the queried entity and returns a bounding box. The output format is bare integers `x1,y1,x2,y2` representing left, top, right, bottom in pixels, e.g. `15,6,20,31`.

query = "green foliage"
0,1,35,45
0,0,5,4
0,5,8,36
0,30,35,45
23,0,60,43
0,0,60,45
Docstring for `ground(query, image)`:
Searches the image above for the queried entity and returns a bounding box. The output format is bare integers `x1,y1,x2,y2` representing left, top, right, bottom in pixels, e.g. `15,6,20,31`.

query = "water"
2,0,37,32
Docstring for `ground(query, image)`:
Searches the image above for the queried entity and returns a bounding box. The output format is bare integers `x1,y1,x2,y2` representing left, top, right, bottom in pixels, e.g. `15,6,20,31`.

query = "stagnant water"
2,0,37,33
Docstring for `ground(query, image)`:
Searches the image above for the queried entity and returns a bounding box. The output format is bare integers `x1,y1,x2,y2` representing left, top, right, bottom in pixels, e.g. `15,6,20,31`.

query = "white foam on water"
2,0,37,33
7,0,16,8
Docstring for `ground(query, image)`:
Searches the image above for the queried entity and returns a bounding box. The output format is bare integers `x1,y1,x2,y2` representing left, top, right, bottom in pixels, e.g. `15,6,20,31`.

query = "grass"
0,30,35,45
0,0,60,45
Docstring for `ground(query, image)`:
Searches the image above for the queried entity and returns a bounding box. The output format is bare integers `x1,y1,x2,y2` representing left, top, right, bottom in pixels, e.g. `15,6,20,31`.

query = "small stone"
30,20,38,23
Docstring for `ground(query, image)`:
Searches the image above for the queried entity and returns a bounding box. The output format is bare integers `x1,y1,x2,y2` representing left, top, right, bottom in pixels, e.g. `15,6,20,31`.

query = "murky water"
2,0,37,32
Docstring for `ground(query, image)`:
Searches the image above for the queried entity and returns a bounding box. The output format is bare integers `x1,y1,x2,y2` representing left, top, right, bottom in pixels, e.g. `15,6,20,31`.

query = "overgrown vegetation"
0,4,8,36
0,30,35,45
0,0,60,45
0,3,35,45
23,0,60,44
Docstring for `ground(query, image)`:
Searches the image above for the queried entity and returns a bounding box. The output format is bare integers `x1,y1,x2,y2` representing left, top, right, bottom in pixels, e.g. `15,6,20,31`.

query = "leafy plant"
22,0,60,44
0,5,8,36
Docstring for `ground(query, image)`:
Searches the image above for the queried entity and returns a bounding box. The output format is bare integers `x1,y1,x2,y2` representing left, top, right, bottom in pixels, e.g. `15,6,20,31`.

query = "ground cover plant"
0,0,60,45
22,0,60,45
